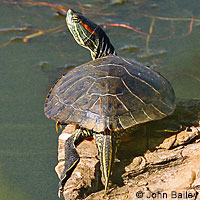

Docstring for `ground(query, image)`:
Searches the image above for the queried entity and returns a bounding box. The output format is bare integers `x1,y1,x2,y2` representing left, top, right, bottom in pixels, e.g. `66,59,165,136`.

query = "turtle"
44,9,176,197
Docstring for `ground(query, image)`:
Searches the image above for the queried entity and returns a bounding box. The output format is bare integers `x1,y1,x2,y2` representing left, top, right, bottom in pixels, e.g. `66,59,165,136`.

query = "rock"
85,141,200,200
125,156,146,172
157,126,200,149
55,124,200,200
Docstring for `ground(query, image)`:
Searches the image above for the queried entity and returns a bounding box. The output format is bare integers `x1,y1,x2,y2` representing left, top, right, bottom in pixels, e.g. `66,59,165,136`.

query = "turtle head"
66,9,116,60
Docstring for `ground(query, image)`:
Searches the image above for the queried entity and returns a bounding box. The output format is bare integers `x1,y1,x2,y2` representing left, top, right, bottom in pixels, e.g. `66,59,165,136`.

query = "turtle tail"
94,130,120,192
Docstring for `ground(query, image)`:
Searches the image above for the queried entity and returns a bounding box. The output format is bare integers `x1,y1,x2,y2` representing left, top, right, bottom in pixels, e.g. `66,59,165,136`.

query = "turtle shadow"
111,120,179,187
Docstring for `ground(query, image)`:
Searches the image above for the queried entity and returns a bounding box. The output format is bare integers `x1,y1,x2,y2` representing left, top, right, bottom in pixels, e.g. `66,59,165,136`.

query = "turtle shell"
44,55,175,132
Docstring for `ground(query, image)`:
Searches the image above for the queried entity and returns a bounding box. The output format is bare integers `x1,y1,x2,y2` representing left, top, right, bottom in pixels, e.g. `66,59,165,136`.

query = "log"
55,98,200,200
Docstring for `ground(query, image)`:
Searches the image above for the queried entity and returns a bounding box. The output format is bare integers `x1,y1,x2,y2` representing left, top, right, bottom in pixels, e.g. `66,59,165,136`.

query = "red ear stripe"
80,21,96,34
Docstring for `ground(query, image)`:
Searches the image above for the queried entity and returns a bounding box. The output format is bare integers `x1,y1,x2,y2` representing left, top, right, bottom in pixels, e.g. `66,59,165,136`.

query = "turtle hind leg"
94,130,120,192
58,128,93,197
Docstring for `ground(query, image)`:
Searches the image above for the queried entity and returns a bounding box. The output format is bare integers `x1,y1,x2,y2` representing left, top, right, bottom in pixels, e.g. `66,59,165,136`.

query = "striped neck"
66,9,117,60
91,26,117,60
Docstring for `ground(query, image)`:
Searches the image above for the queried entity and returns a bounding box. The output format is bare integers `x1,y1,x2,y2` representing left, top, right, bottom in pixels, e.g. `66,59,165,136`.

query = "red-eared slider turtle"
44,9,176,197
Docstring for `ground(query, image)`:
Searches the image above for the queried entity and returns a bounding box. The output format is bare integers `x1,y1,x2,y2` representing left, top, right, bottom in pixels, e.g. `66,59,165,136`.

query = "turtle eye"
72,16,80,23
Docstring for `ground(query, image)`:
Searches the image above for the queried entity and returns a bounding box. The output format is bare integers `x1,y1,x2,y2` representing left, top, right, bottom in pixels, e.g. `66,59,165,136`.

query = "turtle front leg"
94,130,121,192
58,128,93,197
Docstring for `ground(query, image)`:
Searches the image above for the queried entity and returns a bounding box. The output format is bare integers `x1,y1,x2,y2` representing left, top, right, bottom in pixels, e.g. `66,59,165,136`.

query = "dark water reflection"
0,0,200,199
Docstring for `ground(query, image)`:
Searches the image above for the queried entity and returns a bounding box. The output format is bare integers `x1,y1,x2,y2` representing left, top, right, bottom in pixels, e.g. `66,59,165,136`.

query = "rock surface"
55,124,200,200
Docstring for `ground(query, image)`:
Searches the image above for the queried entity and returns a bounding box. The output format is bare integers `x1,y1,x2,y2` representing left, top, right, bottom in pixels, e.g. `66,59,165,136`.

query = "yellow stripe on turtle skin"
102,134,113,192
79,23,97,49
74,23,85,47
78,24,98,60
72,21,98,60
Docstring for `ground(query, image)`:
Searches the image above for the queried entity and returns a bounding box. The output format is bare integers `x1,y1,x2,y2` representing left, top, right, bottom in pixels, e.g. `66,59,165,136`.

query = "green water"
0,1,200,200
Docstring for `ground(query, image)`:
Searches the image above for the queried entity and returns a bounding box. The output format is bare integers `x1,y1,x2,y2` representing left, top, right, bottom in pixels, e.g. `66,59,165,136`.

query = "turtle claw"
57,189,63,198
56,121,62,133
